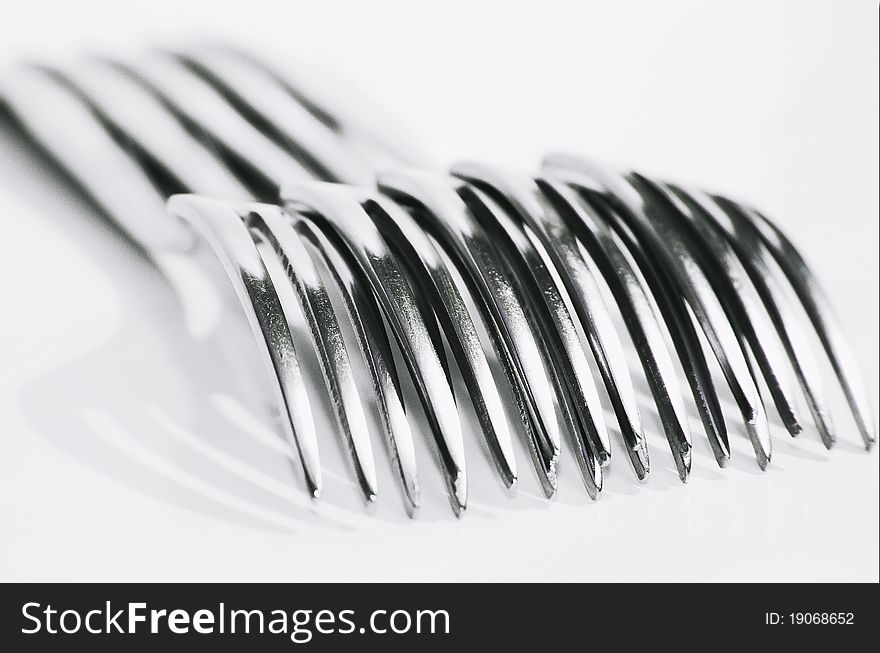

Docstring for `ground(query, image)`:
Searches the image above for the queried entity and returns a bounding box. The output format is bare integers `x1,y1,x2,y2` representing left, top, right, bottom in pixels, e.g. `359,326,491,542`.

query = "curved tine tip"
643,182,808,450
453,473,468,516
249,205,379,503
167,194,324,499
750,419,772,471
455,171,624,481
745,207,876,450
601,172,771,471
377,170,563,493
633,439,650,482
545,161,770,469
680,445,693,482
588,458,603,500
283,183,468,513
369,193,519,488
538,176,693,480
743,373,773,471
710,193,836,446
290,212,422,514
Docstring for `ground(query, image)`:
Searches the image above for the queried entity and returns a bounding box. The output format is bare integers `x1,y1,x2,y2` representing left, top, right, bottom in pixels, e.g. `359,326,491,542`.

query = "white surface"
0,0,877,582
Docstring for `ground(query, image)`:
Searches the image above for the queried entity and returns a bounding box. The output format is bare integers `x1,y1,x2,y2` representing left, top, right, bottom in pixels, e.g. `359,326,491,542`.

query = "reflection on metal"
0,45,872,516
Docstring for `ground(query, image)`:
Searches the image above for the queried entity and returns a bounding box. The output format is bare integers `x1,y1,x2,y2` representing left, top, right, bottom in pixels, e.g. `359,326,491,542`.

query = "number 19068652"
765,613,854,625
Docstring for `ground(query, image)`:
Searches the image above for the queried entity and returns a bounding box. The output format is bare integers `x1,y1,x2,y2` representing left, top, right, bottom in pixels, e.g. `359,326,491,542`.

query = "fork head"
1,45,873,519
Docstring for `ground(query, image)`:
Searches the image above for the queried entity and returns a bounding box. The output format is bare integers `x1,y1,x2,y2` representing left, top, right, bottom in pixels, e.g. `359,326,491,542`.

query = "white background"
0,0,877,581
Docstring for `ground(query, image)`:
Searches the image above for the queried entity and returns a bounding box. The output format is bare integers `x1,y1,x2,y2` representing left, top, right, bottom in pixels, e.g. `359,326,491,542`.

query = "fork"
0,45,873,517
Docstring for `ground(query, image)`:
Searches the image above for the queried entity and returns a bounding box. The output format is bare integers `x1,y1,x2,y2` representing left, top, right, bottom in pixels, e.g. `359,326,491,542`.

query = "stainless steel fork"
0,45,874,517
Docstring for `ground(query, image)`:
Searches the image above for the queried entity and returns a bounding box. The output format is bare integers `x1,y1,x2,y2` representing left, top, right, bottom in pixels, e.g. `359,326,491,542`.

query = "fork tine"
206,43,430,171
281,181,468,515
738,204,875,449
571,184,732,467
0,64,229,336
631,176,806,439
378,170,579,498
545,153,772,469
110,52,314,195
54,59,253,200
246,208,379,502
536,175,696,480
0,65,194,252
167,195,323,497
15,59,393,506
365,195,519,487
672,187,836,448
174,46,375,185
63,59,387,501
454,164,655,481
457,165,650,480
459,183,611,492
295,218,421,515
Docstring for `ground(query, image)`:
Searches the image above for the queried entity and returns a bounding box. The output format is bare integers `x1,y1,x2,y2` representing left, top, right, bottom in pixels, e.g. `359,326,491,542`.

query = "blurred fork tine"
0,65,194,252
174,46,376,185
207,43,430,171
114,51,314,196
52,60,384,503
50,53,480,511
2,42,872,517
57,58,253,200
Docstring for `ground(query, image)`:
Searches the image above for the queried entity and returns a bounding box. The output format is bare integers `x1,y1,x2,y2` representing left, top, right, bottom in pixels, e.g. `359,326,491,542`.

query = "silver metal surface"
720,199,876,451
166,195,324,498
544,154,773,469
1,45,874,517
534,175,694,480
281,182,468,515
557,179,732,468
294,217,421,515
668,185,834,448
634,177,804,440
365,191,518,488
379,170,576,497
